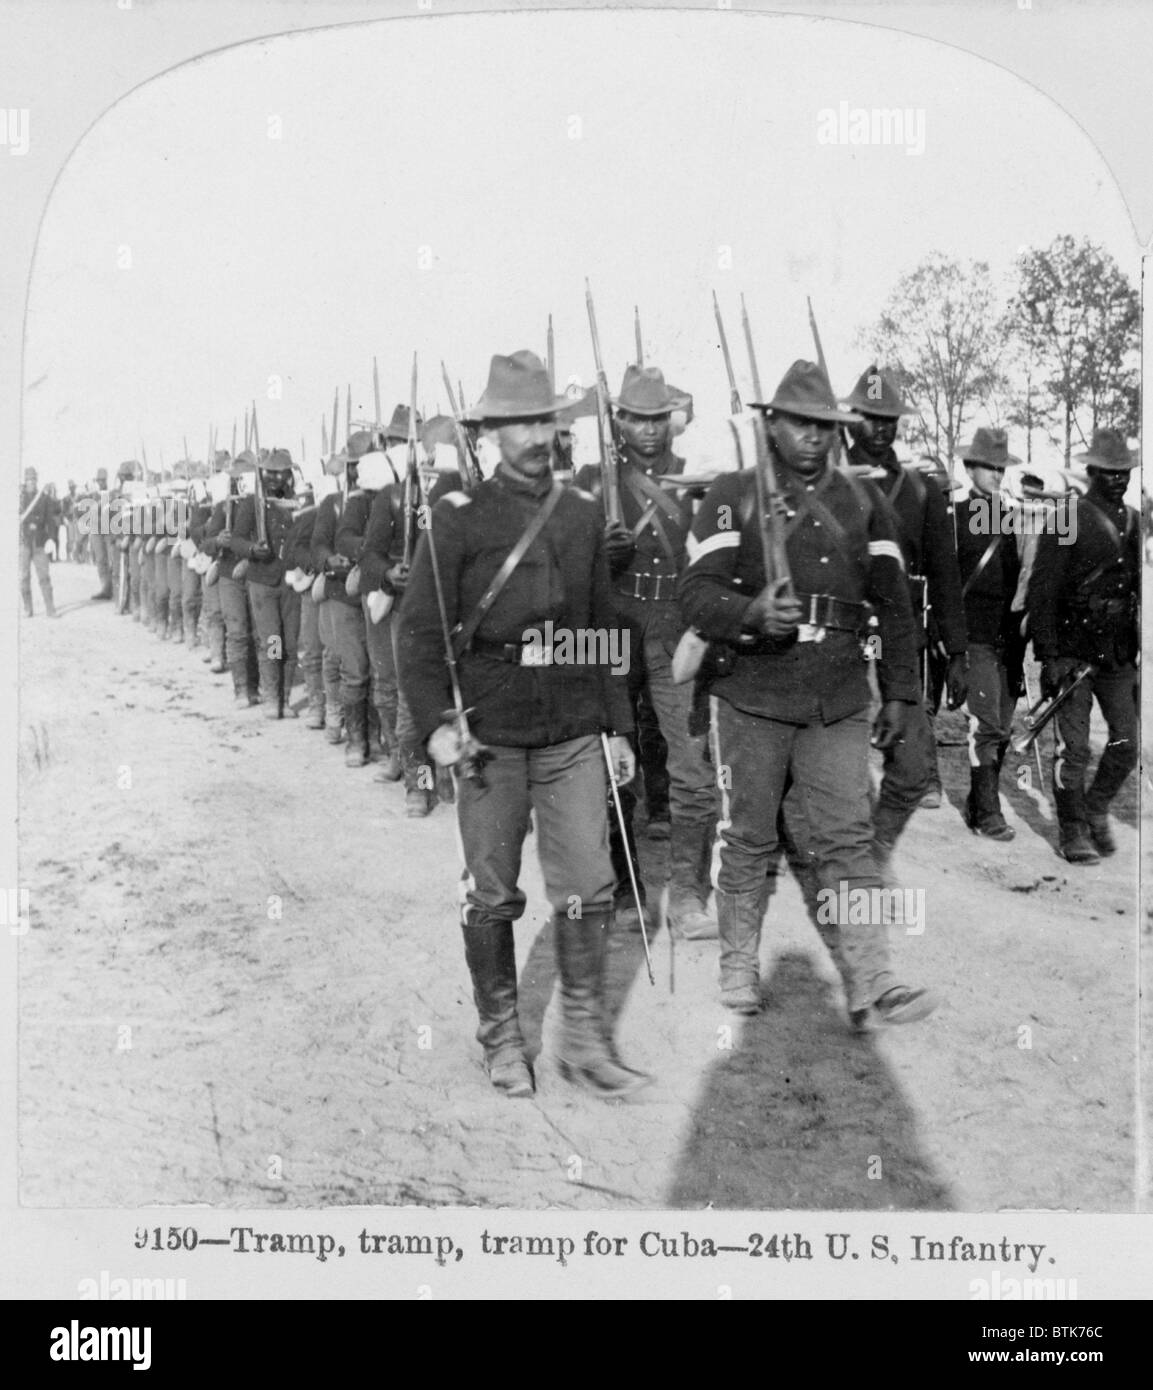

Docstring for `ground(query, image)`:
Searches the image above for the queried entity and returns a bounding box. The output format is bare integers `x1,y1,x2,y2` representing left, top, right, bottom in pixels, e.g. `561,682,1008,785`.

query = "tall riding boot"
1084,742,1136,857
324,695,345,744
963,765,1014,841
373,706,401,781
22,589,33,618
461,910,533,1097
258,657,282,720
344,699,369,767
402,750,435,817
304,667,326,729
1054,786,1099,864
716,888,764,1015
553,910,651,1098
667,820,718,939
231,659,258,709
281,659,299,718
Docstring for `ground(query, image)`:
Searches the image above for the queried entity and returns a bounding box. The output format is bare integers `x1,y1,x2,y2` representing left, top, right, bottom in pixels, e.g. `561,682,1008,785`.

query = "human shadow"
667,950,955,1210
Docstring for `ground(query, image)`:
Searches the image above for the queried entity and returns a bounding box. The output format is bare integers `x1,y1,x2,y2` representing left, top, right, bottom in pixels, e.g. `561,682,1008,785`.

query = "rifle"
373,356,382,431
740,293,764,401
546,314,556,392
1011,662,1093,755
806,296,846,468
634,305,644,367
402,352,421,568
332,388,339,456
584,278,623,526
250,401,268,548
346,384,352,445
442,361,483,490
713,291,742,416
422,476,491,786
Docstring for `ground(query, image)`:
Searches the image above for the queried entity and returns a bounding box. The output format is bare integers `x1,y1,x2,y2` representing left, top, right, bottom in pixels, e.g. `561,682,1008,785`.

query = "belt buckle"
632,572,645,600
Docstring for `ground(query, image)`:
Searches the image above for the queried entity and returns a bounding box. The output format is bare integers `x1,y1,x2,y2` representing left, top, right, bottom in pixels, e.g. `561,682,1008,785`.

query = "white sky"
22,10,1137,487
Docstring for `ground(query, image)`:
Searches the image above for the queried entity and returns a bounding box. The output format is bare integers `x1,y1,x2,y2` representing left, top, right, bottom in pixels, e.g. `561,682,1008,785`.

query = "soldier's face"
493,417,556,478
1088,466,1129,504
769,412,836,480
965,463,1002,496
617,410,670,460
849,413,898,460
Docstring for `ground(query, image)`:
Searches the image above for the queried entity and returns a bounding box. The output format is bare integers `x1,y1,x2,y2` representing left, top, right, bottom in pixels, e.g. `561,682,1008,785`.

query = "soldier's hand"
604,523,636,567
385,562,410,591
871,700,908,750
1041,656,1080,699
745,578,803,637
250,542,273,563
606,735,635,787
428,721,465,768
945,653,969,709
325,553,351,575
215,531,232,552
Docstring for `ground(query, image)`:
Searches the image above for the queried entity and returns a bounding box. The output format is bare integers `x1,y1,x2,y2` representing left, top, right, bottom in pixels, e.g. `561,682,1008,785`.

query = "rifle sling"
961,535,1003,598
452,481,564,660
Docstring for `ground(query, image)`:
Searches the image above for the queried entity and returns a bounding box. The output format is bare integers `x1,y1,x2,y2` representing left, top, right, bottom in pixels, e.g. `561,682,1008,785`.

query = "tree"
857,254,1006,465
1003,236,1138,464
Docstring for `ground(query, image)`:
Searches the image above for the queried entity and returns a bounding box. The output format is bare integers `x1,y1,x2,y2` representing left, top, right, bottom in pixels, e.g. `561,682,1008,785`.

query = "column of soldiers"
47,333,1138,1102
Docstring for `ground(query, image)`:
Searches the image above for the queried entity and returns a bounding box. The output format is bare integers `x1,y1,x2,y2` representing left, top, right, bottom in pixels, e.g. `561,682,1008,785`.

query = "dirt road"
17,562,1142,1211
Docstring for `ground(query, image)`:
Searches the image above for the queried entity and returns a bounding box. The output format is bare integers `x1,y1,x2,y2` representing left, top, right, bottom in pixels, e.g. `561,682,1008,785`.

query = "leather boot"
258,657,282,720
344,700,369,766
373,707,401,780
324,696,344,744
1054,787,1099,864
716,888,764,1014
554,911,651,1098
667,820,718,939
303,665,326,729
402,751,436,817
461,910,533,1097
280,659,299,717
1085,813,1115,857
1085,751,1135,857
91,582,113,600
232,660,259,709
22,592,33,617
963,765,1014,840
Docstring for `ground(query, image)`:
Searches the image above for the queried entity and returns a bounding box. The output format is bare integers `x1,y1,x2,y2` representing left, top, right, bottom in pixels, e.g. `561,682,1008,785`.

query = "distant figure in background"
19,466,59,618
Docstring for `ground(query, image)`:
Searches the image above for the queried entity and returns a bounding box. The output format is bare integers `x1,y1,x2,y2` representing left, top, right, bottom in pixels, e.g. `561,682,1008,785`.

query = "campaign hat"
1076,427,1137,471
842,365,915,418
960,427,1020,470
465,350,571,423
614,365,680,417
750,359,862,425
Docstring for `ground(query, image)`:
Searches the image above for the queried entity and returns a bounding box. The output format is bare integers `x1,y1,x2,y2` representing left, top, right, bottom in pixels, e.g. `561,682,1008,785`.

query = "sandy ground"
17,560,1143,1212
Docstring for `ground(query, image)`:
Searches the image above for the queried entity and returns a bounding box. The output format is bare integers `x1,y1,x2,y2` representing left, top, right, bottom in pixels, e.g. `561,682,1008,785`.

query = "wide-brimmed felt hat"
345,430,375,461
750,359,862,425
262,448,294,472
230,451,257,477
465,350,571,423
961,427,1020,470
1076,427,1137,471
842,365,914,418
381,405,424,444
613,365,680,417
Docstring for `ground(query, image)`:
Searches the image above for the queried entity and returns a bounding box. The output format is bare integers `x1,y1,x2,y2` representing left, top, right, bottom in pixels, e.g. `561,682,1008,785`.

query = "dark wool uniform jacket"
1028,492,1139,668
847,446,968,655
230,496,295,587
284,507,317,574
310,492,359,607
678,464,920,724
202,499,242,578
20,488,59,549
573,451,695,643
954,494,1022,647
398,468,635,748
361,473,458,596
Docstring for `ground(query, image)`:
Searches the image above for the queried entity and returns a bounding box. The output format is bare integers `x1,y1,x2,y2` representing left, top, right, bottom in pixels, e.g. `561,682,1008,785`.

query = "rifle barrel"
713,291,742,416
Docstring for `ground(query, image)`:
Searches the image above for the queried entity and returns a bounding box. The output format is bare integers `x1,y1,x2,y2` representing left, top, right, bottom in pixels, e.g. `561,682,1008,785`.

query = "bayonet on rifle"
585,278,623,526
713,291,742,417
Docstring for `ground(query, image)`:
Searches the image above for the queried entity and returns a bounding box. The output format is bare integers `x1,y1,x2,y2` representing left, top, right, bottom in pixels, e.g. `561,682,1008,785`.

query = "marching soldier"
954,428,1023,842
19,467,59,617
192,452,232,671
1027,428,1139,864
679,360,937,1029
312,432,375,762
842,366,968,866
203,454,260,708
335,418,411,782
398,349,649,1099
230,449,302,719
574,365,718,937
88,467,117,600
360,413,458,816
284,482,325,727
